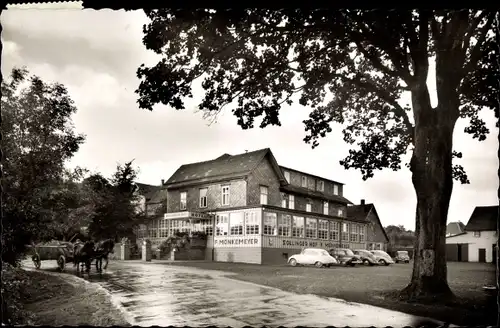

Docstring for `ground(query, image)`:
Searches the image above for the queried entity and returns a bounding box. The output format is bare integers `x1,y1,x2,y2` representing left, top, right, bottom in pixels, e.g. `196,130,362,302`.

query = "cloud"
2,9,498,231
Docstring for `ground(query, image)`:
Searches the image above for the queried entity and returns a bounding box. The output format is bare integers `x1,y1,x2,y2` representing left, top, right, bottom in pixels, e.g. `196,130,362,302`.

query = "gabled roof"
145,188,168,204
134,183,161,196
465,205,498,231
446,221,465,236
165,148,287,188
347,203,389,242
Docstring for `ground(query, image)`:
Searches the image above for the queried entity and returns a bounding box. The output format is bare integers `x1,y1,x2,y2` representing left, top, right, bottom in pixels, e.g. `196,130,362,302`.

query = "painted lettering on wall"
279,239,340,249
214,236,262,248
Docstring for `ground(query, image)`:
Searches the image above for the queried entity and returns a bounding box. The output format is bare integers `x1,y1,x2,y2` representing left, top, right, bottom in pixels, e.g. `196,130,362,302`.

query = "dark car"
393,250,410,263
328,248,362,266
353,249,378,266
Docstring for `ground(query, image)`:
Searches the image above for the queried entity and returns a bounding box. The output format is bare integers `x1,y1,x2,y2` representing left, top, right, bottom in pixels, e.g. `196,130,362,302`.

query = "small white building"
446,205,498,263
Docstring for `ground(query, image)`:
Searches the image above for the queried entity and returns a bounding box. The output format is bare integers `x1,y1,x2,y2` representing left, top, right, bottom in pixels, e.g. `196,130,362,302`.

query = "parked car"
393,250,410,263
288,248,338,268
328,248,362,266
370,250,395,266
353,249,378,266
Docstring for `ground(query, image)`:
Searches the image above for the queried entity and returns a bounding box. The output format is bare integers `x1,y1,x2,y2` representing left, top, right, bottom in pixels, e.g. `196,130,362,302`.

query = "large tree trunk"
400,79,459,302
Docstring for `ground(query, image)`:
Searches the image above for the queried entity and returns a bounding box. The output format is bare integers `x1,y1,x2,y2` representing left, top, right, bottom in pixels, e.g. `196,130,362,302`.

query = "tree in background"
385,225,416,249
84,161,144,241
1,67,85,265
136,9,498,301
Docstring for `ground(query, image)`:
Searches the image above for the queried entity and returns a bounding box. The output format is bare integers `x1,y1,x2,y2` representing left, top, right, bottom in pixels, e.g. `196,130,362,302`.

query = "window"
301,176,307,187
284,171,290,183
159,219,168,238
305,218,317,238
318,219,328,239
199,188,208,208
229,212,244,235
306,203,312,212
292,216,304,238
260,186,268,205
148,220,158,238
180,191,187,210
289,195,295,209
473,231,481,237
216,214,229,236
278,214,292,237
342,222,349,241
205,223,214,236
329,221,339,240
317,180,324,192
245,212,260,235
333,184,339,195
359,225,365,242
338,208,344,217
350,224,359,242
263,212,277,235
281,193,287,207
323,201,329,215
221,186,230,206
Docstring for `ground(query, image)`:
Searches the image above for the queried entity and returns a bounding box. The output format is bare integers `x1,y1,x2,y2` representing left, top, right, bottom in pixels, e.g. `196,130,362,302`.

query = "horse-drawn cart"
29,241,75,272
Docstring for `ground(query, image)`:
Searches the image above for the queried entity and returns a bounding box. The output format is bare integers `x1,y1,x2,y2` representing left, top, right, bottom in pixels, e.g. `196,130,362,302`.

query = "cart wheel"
32,255,41,269
57,255,66,272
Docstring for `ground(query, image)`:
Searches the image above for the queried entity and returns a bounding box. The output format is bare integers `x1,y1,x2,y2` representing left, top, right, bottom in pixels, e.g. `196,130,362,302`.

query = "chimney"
161,179,165,186
360,199,365,205
245,150,248,153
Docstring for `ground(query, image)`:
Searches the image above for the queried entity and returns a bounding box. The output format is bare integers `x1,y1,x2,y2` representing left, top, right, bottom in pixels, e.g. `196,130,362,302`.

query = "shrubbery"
1,263,35,325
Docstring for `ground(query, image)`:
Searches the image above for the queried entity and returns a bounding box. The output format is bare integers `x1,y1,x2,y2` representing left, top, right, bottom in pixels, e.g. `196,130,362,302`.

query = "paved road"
23,260,453,327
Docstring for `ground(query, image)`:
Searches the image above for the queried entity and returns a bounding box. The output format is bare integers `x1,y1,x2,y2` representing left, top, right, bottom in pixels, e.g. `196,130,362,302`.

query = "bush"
1,263,35,325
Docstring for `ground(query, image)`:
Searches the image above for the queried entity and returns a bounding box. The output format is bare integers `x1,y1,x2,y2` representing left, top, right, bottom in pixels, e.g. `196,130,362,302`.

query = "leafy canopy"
1,67,85,264
137,9,498,182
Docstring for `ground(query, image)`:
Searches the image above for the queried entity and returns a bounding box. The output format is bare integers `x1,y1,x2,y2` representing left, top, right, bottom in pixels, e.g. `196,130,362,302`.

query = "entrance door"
478,248,486,263
457,244,462,261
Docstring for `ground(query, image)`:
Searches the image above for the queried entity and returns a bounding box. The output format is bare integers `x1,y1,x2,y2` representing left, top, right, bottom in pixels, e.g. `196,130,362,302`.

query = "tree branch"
460,10,488,62
462,12,495,77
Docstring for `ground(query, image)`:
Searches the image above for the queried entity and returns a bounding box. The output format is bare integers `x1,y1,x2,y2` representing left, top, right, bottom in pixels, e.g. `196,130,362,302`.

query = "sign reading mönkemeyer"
214,236,261,248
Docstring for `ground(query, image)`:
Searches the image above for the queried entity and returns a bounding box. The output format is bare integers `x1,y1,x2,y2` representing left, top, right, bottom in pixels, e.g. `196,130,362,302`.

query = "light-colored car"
370,250,395,266
353,249,378,266
288,248,338,268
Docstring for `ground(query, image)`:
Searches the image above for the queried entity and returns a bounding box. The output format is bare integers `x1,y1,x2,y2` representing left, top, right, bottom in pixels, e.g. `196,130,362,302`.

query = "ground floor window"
292,216,304,238
149,220,158,238
245,212,260,235
318,219,328,239
216,214,229,236
278,214,291,237
305,218,317,238
329,221,339,240
263,212,277,235
158,219,168,238
350,224,359,242
359,225,365,242
230,212,244,235
341,222,349,241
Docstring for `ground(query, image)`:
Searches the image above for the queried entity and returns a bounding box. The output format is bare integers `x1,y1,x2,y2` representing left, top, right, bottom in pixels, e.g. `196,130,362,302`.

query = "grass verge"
1,262,130,326
164,261,497,326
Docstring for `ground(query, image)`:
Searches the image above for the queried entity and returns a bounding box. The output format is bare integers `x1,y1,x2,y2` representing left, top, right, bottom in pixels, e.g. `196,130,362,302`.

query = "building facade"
347,201,389,251
446,205,498,263
139,148,369,264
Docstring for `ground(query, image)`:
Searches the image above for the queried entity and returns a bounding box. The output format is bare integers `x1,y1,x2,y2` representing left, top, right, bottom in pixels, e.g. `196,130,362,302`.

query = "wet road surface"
23,260,454,327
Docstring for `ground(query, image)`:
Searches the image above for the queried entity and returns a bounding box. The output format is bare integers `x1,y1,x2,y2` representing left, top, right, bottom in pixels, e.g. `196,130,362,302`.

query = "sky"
2,4,498,230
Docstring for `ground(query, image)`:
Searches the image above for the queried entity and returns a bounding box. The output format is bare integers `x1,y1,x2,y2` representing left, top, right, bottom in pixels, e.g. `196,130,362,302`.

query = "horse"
73,240,95,274
93,239,115,272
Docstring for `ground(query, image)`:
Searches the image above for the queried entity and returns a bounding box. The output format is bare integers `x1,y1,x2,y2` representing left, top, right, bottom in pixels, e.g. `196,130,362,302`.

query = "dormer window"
317,180,324,192
284,171,290,183
301,176,307,188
